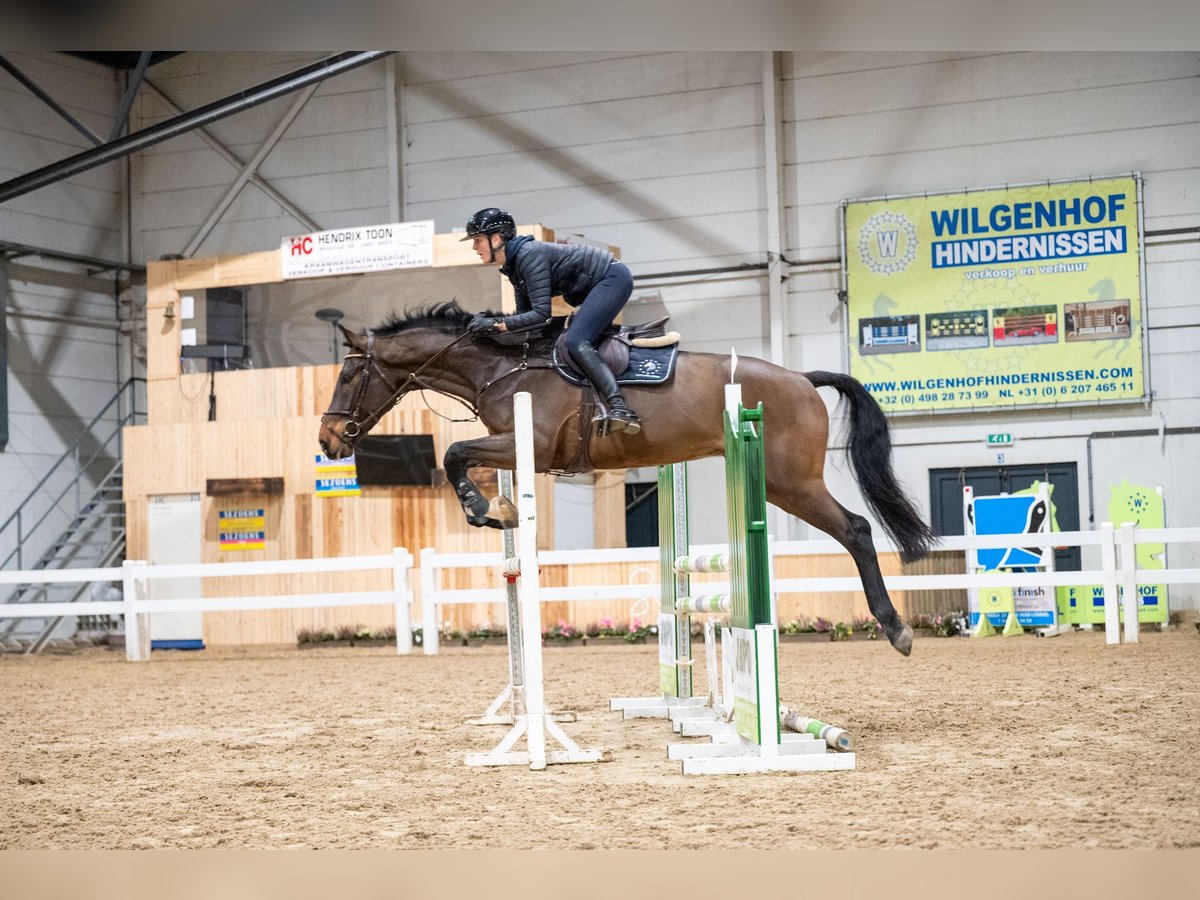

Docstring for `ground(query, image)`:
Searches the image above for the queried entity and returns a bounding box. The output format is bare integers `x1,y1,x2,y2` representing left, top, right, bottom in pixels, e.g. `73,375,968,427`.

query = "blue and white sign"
971,494,1052,570
964,483,1058,630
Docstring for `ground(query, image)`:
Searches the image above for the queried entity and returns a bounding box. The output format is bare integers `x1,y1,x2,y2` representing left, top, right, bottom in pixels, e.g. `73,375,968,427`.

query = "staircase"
0,379,145,651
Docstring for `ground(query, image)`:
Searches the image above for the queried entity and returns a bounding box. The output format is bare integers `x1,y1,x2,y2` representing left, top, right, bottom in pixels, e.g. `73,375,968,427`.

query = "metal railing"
0,377,143,573
0,379,144,621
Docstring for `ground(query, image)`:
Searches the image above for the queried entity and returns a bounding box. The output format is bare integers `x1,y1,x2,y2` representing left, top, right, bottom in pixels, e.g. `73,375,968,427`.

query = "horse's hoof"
467,515,504,530
487,496,518,529
890,623,913,657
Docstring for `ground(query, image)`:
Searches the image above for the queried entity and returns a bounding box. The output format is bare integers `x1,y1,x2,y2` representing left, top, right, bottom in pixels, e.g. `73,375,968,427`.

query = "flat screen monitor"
353,435,438,487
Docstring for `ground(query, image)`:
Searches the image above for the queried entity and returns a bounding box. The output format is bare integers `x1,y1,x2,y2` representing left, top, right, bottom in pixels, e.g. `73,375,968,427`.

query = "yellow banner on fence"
843,174,1145,414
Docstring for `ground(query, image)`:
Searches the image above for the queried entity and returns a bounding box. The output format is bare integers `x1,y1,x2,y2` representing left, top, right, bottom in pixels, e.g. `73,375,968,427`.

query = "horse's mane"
370,299,562,354
372,300,502,337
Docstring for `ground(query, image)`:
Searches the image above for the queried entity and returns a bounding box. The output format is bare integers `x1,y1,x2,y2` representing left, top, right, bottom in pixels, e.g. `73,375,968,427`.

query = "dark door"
929,463,1081,571
625,482,659,548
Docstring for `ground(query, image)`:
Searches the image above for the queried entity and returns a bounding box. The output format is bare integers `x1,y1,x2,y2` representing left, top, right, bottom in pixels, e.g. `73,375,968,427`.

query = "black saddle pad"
551,342,678,386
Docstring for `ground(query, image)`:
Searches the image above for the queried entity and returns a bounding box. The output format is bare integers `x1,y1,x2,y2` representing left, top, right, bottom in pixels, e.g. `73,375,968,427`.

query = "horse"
318,300,937,656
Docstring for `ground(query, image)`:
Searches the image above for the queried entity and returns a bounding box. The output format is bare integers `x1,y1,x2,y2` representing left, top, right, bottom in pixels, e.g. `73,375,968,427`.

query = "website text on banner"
843,174,1145,414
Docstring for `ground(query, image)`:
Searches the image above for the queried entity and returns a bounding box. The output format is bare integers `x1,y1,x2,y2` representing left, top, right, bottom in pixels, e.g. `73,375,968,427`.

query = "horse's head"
318,324,398,459
317,301,478,459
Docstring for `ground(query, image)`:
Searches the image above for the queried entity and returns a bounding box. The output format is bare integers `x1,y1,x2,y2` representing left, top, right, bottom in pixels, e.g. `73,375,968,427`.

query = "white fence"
0,550,414,661
3,525,1198,661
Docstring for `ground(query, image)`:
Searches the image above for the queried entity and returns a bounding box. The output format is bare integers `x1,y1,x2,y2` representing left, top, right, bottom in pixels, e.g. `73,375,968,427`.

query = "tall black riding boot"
571,341,641,435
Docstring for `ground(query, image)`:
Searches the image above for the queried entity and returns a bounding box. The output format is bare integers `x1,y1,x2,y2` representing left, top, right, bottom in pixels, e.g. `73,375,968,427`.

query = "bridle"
321,328,476,446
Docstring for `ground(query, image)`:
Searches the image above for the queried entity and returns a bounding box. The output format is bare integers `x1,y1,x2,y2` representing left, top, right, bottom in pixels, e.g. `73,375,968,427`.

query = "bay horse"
318,301,936,656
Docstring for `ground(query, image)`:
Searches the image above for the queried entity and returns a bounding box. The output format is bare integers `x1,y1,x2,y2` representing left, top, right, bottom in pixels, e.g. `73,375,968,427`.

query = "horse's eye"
340,369,355,385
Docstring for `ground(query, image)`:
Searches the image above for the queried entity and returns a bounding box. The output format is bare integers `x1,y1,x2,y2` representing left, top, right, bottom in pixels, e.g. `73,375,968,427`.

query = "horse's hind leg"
769,479,914,656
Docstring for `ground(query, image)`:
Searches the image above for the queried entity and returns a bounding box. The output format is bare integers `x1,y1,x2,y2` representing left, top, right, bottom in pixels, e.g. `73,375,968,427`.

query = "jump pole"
463,470,528,725
464,468,576,728
607,460,711,721
464,391,611,771
664,383,854,774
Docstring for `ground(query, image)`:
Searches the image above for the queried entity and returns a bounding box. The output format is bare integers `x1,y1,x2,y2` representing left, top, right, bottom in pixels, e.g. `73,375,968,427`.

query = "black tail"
806,371,937,563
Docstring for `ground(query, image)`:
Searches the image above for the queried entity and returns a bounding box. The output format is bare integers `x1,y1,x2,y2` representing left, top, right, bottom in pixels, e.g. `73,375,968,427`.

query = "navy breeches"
563,261,634,359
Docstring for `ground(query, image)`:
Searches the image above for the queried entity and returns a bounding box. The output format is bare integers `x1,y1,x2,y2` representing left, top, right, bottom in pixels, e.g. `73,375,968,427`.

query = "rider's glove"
467,314,500,335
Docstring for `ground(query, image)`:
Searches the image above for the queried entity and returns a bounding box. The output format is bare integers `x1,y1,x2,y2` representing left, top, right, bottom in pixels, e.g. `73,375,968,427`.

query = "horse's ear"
336,323,362,347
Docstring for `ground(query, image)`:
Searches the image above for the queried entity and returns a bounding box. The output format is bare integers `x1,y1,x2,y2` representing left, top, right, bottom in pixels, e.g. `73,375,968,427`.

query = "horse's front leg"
444,434,519,529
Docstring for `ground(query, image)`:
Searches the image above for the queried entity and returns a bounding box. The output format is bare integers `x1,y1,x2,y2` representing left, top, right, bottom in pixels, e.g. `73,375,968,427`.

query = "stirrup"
602,403,641,436
607,413,640,435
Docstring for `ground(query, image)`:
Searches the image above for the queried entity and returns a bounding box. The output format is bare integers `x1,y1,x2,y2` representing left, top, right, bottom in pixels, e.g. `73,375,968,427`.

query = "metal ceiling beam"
0,50,394,205
142,79,320,233
181,83,319,257
0,241,145,276
0,53,103,145
108,50,153,142
3,262,133,296
385,55,404,222
4,304,122,331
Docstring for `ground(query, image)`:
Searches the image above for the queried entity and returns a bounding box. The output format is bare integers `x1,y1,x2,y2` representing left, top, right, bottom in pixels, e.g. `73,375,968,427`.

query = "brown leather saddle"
551,316,680,384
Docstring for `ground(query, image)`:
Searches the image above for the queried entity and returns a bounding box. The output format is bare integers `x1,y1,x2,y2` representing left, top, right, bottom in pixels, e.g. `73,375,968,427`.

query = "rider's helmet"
460,207,516,241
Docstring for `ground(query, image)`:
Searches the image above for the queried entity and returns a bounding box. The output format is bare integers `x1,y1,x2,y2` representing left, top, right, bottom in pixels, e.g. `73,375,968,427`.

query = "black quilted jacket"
499,235,615,330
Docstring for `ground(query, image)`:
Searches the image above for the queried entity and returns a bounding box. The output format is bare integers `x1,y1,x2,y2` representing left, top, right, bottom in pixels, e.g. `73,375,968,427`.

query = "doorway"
625,482,659,548
146,493,205,649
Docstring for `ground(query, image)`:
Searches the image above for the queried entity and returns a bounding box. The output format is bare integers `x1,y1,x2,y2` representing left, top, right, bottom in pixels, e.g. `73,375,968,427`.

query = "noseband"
321,329,476,446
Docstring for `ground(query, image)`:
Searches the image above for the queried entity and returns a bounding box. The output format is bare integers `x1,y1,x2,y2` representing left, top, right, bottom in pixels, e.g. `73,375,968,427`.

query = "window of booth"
178,265,501,373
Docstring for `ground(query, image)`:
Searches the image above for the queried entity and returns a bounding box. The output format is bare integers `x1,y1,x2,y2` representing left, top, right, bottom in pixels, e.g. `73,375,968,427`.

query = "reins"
322,323,557,446
322,329,478,443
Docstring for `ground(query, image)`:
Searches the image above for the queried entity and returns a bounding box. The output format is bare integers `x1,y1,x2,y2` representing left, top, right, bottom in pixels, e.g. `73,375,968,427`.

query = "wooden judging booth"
124,223,631,645
124,223,948,647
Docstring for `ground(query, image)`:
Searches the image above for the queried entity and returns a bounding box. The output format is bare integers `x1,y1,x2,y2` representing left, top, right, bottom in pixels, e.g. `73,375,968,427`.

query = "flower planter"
778,632,831,643
779,631,879,643
297,638,395,650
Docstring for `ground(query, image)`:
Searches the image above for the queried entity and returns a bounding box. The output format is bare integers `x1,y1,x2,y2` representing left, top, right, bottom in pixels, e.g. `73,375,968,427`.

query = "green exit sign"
987,433,1013,447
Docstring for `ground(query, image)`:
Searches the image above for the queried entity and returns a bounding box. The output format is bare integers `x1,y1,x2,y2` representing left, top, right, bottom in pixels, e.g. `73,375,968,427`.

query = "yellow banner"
844,175,1144,413
315,453,361,498
218,507,265,552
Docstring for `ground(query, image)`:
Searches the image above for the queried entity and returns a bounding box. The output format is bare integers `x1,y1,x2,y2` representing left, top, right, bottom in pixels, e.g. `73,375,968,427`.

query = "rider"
461,207,640,434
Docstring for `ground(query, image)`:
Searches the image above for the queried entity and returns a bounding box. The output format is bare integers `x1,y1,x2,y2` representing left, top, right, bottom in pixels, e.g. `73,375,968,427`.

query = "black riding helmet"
460,207,516,241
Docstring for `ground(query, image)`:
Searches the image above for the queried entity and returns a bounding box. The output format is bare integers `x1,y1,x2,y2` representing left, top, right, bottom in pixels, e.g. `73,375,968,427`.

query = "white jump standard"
464,391,611,771
463,468,576,729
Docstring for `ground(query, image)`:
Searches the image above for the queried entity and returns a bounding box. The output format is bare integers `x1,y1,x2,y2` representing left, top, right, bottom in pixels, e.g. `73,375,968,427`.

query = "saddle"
551,316,681,386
